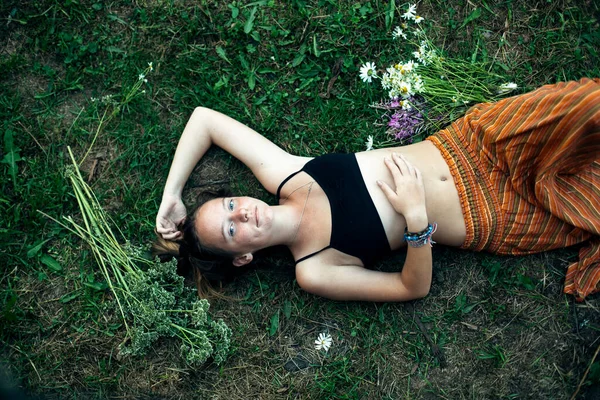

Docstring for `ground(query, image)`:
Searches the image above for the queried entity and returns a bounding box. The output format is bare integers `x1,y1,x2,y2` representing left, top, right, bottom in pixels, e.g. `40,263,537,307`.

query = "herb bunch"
43,149,231,367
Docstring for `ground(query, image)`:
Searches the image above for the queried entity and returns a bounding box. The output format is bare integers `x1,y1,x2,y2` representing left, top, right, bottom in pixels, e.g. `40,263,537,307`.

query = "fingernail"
377,180,383,186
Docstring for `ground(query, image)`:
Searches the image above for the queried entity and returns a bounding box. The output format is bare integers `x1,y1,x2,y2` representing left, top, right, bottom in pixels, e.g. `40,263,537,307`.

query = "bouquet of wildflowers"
43,148,232,367
360,4,518,146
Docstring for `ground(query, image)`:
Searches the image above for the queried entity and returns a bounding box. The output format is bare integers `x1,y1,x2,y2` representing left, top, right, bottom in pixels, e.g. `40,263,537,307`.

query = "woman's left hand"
377,152,428,229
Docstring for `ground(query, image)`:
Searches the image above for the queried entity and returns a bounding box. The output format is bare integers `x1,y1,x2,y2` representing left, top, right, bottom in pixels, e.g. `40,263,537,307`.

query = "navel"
440,175,448,182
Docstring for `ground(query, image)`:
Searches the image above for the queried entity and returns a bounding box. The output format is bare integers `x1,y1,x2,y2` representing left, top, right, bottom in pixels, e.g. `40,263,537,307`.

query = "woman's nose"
235,207,249,222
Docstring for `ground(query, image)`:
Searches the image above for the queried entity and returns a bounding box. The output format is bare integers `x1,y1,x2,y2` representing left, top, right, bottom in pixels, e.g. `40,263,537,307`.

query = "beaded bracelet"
404,222,438,248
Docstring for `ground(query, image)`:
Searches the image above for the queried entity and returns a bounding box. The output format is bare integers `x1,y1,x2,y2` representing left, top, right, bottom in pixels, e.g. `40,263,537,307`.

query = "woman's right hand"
156,195,187,240
377,152,428,231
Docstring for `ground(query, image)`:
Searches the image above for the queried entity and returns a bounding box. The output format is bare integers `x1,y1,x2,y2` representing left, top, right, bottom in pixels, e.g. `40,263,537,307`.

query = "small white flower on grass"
392,26,407,40
414,15,424,23
402,4,417,20
315,333,333,352
498,82,518,94
359,62,378,83
148,62,153,71
365,135,374,151
138,73,146,81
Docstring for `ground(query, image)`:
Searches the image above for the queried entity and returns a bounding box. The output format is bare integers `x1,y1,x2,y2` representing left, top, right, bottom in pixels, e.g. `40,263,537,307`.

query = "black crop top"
276,153,392,265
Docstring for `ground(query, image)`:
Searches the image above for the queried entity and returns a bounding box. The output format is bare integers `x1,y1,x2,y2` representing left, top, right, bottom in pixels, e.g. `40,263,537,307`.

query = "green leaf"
248,74,256,90
41,254,62,272
385,0,395,30
215,46,231,64
312,36,320,57
244,6,257,34
460,8,482,29
105,46,126,54
238,54,249,71
283,300,291,319
229,4,239,19
1,129,22,189
84,281,108,291
291,53,305,67
269,312,279,336
27,239,51,258
60,291,80,303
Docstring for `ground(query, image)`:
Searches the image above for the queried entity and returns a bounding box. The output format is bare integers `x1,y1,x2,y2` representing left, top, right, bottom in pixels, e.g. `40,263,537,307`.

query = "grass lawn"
1,0,599,398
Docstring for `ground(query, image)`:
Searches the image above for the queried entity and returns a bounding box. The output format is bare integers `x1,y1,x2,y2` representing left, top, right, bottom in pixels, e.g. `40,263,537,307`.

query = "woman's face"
194,196,275,256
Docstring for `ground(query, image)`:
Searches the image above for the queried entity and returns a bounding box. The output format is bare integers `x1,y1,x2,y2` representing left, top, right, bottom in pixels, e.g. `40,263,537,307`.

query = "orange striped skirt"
427,78,600,301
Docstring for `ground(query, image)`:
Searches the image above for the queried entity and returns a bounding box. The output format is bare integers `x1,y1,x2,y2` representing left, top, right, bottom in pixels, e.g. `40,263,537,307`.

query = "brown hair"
152,189,240,298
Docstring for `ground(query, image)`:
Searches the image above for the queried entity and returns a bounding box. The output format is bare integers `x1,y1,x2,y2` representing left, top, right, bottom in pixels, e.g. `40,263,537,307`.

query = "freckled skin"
194,197,275,256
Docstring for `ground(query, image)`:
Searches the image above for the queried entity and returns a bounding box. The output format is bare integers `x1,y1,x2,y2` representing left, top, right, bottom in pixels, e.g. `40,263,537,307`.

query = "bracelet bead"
404,222,437,248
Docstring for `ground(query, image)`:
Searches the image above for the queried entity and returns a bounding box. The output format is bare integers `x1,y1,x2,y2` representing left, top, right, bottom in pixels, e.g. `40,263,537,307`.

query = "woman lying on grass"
155,78,600,302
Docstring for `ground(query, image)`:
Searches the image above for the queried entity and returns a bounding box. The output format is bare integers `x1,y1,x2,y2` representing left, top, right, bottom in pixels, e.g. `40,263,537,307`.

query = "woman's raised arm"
156,107,307,239
163,107,306,197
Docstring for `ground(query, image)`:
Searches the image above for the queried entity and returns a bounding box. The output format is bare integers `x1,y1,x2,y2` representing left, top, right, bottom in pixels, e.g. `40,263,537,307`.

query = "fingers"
385,153,421,180
377,179,396,200
162,231,182,240
157,225,182,240
157,219,183,240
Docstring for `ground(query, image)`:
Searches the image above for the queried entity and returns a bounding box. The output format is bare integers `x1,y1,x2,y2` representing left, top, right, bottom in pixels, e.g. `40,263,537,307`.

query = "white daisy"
365,135,374,151
399,81,412,98
392,26,407,40
402,4,417,20
414,15,424,23
359,62,378,83
497,82,518,94
403,61,416,73
315,333,333,352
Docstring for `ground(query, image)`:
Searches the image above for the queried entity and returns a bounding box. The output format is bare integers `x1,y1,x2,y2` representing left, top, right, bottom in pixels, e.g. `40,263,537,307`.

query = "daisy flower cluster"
359,4,431,144
380,60,423,103
359,4,518,146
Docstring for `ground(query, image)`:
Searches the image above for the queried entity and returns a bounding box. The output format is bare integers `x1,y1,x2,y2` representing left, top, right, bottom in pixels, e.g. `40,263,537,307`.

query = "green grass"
2,0,600,398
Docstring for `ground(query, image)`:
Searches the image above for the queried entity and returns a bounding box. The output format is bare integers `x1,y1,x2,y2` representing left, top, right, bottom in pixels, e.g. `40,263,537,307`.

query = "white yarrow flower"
148,62,153,71
498,82,518,94
315,333,333,352
365,135,374,151
392,26,407,40
402,4,417,20
138,73,145,81
359,62,378,83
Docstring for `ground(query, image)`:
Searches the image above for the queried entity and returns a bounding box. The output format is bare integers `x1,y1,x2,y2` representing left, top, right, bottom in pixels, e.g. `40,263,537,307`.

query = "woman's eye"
229,222,235,237
228,199,234,211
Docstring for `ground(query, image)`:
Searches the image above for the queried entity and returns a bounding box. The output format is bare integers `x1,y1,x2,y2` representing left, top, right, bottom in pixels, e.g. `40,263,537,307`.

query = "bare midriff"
355,140,467,249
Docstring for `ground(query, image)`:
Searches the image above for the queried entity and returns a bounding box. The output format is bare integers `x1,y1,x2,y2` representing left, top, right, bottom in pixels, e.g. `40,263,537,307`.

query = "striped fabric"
427,78,600,301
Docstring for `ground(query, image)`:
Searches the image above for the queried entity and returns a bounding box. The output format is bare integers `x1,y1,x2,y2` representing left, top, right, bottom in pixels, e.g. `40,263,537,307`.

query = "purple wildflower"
374,95,427,143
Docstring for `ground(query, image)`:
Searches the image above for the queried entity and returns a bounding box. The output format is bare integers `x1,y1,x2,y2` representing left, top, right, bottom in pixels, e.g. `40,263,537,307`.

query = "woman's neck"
271,181,315,248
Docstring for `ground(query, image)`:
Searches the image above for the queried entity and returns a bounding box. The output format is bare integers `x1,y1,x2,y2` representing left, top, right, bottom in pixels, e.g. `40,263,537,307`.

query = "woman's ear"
232,253,253,267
